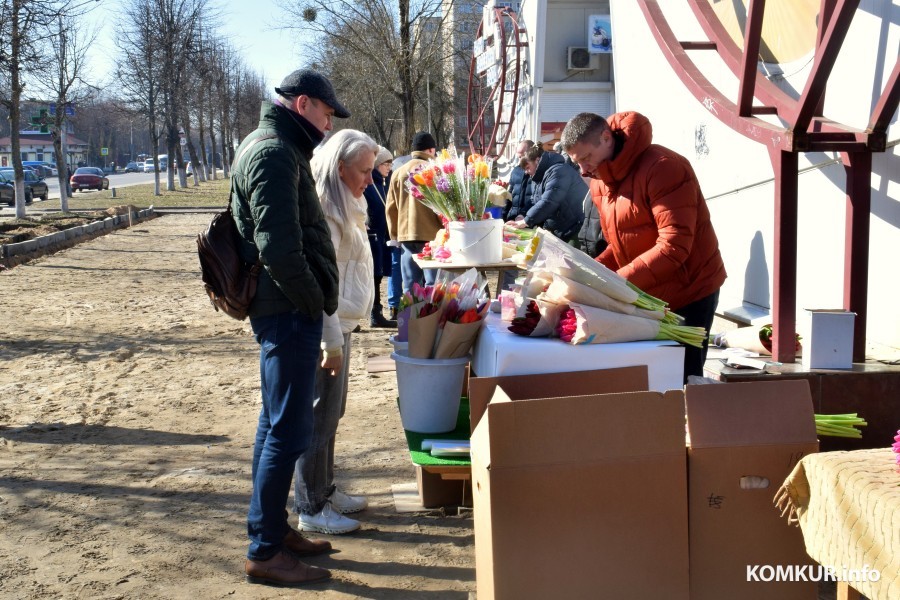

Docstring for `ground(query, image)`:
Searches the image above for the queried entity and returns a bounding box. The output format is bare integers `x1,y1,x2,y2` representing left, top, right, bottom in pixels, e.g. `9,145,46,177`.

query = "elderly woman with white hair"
293,129,378,535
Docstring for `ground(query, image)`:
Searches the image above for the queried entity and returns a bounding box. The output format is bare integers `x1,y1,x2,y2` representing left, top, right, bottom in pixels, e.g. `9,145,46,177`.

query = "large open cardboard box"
471,385,689,600
467,365,649,433
685,380,819,600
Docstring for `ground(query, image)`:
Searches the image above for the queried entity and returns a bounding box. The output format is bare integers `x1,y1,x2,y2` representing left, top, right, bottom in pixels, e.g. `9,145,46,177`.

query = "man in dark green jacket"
233,69,346,588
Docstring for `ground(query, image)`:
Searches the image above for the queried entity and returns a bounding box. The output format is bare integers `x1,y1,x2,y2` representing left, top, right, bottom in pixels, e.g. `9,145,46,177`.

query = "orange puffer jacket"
591,112,726,311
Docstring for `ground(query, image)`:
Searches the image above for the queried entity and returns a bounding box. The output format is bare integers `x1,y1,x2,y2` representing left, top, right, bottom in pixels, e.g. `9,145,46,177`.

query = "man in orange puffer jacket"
561,111,727,380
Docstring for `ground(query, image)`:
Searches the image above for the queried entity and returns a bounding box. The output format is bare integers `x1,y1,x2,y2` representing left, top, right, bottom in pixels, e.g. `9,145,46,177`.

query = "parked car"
124,161,141,173
0,168,48,201
142,159,155,173
70,167,109,192
23,161,54,178
0,172,33,205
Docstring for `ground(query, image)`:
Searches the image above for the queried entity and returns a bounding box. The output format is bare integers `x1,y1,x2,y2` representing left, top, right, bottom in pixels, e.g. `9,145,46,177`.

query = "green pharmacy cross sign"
30,109,51,133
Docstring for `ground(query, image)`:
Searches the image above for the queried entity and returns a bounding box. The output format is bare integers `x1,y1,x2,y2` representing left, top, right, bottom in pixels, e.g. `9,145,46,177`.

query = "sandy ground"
0,213,475,599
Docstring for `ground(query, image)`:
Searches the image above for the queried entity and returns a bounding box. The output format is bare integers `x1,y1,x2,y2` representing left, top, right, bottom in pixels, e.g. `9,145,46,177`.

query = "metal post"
771,149,799,363
842,151,871,362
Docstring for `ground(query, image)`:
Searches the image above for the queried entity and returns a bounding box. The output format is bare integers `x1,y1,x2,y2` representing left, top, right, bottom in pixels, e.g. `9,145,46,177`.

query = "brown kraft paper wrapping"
408,304,441,358
433,320,483,359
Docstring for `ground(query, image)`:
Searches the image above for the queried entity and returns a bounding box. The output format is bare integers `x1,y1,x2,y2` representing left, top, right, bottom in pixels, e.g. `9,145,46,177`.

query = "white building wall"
609,0,900,348
513,0,613,151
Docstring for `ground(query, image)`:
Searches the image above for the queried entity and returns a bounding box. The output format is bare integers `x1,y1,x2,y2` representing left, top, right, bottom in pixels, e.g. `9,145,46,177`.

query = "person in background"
295,129,379,536
234,68,346,588
560,111,727,380
499,140,535,291
386,242,403,320
576,188,606,257
364,146,397,328
385,131,442,293
507,144,586,243
554,141,579,172
505,139,535,222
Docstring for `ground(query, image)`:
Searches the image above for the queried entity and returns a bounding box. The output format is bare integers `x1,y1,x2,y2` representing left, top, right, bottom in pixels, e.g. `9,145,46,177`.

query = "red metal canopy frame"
467,8,528,158
637,0,900,363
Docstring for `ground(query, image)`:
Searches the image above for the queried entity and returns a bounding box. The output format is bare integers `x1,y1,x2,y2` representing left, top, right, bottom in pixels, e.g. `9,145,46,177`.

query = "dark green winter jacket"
231,101,339,318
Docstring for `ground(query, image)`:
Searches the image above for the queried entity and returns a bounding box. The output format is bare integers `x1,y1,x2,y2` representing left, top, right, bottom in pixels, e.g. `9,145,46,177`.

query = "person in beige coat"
294,129,378,535
385,131,443,292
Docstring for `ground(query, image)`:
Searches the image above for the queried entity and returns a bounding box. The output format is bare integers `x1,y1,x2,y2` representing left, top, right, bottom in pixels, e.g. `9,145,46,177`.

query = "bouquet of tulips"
406,148,494,222
508,229,709,348
405,269,490,359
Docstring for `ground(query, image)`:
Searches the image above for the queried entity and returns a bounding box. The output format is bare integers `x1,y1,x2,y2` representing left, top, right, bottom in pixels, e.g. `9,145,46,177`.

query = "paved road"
0,171,189,218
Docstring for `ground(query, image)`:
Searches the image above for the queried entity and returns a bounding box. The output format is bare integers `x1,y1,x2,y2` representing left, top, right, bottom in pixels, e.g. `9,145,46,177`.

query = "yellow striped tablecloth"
777,448,899,600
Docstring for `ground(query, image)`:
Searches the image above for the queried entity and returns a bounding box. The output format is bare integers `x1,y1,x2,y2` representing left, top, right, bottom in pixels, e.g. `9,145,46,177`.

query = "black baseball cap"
275,69,351,119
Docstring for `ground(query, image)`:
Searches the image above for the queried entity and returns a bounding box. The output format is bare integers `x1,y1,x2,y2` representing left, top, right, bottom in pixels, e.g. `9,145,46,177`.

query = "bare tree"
1,0,55,217
310,30,402,148
118,0,163,195
40,11,97,210
150,0,208,191
276,0,454,151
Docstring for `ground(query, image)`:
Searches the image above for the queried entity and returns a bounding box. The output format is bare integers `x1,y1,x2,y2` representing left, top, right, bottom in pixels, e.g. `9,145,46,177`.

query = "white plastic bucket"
448,219,502,264
391,352,469,433
389,334,408,353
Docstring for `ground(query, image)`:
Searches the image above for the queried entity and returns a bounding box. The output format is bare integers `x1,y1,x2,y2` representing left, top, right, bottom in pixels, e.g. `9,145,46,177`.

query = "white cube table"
472,313,685,392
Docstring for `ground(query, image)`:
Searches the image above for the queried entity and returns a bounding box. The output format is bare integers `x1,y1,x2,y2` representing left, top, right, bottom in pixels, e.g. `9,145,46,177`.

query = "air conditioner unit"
567,46,598,71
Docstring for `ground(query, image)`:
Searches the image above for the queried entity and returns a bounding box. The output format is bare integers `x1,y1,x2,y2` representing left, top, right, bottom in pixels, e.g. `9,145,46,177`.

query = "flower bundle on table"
487,180,512,207
418,228,452,262
406,269,491,359
893,429,900,472
501,224,538,262
406,149,494,222
507,228,709,348
713,324,802,355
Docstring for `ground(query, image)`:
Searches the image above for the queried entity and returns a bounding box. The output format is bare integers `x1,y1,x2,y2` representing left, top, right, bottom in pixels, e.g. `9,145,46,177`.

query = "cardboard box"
467,365,649,433
472,386,689,600
416,466,472,508
685,380,819,600
800,309,856,369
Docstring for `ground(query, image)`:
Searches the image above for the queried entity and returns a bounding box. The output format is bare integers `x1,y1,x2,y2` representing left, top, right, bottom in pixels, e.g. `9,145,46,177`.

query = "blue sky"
88,0,306,95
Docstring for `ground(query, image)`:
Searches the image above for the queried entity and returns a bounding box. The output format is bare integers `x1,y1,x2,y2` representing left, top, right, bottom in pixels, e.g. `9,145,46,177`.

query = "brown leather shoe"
283,527,332,556
245,550,330,587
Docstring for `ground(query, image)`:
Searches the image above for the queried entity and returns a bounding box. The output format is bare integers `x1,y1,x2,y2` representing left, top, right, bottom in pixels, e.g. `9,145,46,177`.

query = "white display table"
472,313,685,391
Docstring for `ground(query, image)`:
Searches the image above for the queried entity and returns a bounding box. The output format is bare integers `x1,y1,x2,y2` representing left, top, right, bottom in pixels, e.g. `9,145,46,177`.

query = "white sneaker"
298,502,360,535
329,488,368,514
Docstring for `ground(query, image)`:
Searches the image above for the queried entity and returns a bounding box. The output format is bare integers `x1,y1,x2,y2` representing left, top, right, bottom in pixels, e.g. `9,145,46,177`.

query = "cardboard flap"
685,380,817,448
483,389,685,467
468,365,649,433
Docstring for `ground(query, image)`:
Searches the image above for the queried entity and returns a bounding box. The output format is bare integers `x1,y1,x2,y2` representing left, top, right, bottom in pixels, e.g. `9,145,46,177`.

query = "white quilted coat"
321,188,375,353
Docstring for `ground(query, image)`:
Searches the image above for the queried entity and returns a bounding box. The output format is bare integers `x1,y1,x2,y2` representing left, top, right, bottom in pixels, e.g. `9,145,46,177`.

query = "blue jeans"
247,310,323,561
387,247,403,308
400,242,437,293
294,332,352,515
